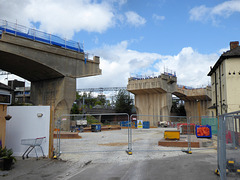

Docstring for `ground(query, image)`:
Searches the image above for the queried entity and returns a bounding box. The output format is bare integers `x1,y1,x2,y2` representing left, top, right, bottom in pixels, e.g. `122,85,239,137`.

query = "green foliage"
75,92,108,109
97,95,106,105
71,103,80,114
115,89,133,115
86,115,99,124
171,101,186,116
0,147,16,162
76,92,81,100
95,101,102,106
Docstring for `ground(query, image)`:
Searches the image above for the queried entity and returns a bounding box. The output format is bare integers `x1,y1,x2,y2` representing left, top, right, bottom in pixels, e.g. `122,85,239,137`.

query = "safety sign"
137,120,143,129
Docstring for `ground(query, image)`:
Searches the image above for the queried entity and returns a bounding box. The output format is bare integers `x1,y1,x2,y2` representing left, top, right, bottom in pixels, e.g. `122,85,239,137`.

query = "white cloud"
154,47,218,87
189,5,210,22
152,14,165,21
77,41,219,88
0,0,116,38
189,0,240,23
125,11,146,26
0,0,147,39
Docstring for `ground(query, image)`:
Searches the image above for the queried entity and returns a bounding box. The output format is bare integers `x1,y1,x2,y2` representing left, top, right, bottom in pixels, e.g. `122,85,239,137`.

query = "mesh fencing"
127,115,217,154
53,113,219,158
54,113,130,157
217,111,240,179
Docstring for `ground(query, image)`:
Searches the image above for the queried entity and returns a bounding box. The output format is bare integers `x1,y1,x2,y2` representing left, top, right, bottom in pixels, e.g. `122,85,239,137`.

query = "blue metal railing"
0,19,84,53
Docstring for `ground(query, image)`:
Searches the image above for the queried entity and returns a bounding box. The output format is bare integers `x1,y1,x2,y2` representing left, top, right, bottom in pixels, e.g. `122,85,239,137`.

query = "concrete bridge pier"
184,100,211,124
127,74,177,126
134,93,172,126
31,77,76,131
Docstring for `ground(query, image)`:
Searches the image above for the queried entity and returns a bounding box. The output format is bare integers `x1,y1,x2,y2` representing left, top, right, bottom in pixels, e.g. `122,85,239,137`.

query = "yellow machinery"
164,130,180,140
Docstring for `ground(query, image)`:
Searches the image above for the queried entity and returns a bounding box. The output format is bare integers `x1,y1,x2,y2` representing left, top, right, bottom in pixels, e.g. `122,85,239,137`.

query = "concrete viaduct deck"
127,74,211,126
0,32,101,130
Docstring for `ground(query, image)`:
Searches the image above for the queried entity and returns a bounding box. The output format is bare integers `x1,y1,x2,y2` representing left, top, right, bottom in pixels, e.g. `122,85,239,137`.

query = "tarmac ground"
1,128,238,179
0,151,222,180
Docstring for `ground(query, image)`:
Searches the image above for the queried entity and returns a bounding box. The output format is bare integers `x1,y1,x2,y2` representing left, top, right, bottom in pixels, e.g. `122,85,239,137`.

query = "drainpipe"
219,67,222,115
214,72,218,116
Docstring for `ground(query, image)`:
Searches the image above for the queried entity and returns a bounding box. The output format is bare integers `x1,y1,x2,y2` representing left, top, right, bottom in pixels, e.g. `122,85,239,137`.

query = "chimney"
230,41,239,50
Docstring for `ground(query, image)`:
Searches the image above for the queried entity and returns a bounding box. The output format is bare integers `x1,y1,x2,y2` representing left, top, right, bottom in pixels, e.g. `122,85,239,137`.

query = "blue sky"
1,0,240,88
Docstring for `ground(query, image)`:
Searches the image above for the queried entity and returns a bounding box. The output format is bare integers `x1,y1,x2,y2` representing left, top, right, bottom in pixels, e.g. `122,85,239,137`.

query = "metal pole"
187,116,192,153
221,116,226,180
128,114,132,155
15,19,17,36
5,20,7,32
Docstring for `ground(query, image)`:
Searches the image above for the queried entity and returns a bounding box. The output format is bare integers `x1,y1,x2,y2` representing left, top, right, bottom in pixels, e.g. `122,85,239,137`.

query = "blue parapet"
0,19,84,53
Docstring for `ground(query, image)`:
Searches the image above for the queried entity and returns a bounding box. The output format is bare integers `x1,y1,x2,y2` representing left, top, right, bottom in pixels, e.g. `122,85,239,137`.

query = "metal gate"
128,115,190,155
127,114,218,155
54,113,130,157
217,111,240,180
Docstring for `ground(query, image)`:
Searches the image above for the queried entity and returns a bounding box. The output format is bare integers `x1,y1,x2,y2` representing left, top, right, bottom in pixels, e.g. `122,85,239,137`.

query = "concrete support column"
134,92,172,127
184,100,211,124
31,77,76,130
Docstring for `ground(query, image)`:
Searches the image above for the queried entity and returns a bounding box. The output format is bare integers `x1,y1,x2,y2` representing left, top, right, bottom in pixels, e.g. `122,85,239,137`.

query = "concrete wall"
5,106,50,157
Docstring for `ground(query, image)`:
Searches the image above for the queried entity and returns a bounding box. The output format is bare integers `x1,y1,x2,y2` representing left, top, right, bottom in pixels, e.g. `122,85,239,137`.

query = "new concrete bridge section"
173,86,211,122
0,32,101,129
127,74,211,126
127,74,177,126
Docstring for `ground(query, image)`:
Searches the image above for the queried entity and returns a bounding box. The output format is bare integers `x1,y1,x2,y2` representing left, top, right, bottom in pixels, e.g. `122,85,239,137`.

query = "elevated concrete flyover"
127,74,177,126
0,32,101,130
127,73,212,126
173,86,212,121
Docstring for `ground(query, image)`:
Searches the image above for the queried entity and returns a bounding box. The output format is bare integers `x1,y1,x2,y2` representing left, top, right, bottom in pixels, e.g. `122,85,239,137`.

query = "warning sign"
137,120,143,129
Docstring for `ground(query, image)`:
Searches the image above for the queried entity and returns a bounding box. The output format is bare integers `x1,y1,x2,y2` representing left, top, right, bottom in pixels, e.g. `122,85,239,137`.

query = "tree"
115,89,133,115
170,100,186,116
71,103,80,114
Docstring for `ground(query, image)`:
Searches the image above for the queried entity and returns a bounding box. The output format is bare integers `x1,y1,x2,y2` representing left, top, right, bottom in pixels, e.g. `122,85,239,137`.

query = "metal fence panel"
128,114,191,154
54,113,129,157
202,117,218,135
217,111,240,180
189,116,218,151
127,115,218,156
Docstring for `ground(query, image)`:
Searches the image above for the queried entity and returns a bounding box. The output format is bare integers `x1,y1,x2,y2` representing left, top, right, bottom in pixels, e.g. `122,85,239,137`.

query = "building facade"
208,41,240,116
8,80,30,104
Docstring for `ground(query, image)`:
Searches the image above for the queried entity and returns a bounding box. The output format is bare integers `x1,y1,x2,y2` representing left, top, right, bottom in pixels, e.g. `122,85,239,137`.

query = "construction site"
0,19,240,180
